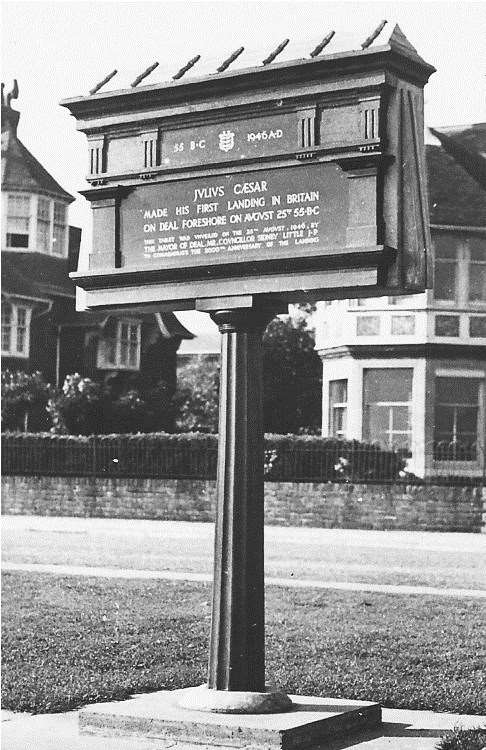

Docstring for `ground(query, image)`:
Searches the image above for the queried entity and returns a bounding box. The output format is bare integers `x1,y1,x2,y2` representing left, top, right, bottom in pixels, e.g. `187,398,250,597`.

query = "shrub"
47,374,107,435
436,727,486,750
174,358,220,433
1,431,405,482
1,371,54,432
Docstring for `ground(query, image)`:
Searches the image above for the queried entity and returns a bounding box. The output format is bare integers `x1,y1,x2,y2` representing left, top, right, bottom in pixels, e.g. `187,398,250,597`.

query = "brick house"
1,83,193,411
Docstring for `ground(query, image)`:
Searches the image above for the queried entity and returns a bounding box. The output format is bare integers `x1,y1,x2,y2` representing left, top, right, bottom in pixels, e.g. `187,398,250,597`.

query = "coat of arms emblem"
218,130,235,152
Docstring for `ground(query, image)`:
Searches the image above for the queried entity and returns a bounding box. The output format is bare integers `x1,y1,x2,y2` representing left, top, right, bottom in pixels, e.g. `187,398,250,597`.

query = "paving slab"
79,691,381,747
2,703,485,750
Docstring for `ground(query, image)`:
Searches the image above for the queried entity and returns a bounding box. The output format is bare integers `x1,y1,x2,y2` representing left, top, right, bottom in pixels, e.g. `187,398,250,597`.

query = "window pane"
52,225,65,254
7,216,29,232
470,316,486,337
469,239,485,261
1,303,12,351
390,433,410,451
16,328,25,353
392,405,410,431
363,368,413,403
434,378,480,461
128,343,138,367
434,261,457,300
53,203,66,255
53,202,66,223
37,197,50,220
367,404,390,438
329,380,347,404
435,315,460,337
120,342,129,365
433,235,459,258
469,264,486,302
8,195,30,216
106,339,116,364
37,220,51,252
436,377,479,404
7,196,30,248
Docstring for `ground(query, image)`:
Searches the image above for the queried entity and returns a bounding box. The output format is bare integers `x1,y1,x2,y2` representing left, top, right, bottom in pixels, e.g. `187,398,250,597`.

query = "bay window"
363,368,413,451
434,377,482,461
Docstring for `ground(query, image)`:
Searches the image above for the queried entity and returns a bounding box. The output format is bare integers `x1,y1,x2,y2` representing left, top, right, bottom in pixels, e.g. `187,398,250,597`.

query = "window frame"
52,202,67,256
328,379,348,439
433,376,484,463
362,367,413,451
1,301,32,358
433,234,486,308
5,193,32,250
97,319,142,371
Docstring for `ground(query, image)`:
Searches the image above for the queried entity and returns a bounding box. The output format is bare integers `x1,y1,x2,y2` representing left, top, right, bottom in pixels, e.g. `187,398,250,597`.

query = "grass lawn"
2,571,485,715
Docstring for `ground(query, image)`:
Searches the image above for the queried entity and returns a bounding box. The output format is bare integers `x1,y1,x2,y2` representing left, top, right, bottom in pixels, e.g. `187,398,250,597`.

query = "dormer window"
6,194,30,248
37,196,51,252
97,319,141,370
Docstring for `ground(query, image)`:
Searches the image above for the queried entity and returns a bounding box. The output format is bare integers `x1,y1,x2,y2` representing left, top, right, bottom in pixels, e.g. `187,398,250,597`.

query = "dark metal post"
207,307,274,692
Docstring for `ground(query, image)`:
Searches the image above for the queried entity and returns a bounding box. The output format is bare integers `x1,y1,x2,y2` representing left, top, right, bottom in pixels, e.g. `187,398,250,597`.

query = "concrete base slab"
79,690,382,748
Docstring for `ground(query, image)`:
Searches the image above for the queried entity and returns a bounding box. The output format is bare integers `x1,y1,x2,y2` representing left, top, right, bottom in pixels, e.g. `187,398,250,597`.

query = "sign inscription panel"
160,113,302,169
120,163,349,268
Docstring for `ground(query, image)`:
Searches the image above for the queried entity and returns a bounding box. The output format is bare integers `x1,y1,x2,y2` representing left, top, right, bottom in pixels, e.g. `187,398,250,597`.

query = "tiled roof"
2,251,75,299
1,254,46,300
426,143,486,227
2,112,74,201
60,309,194,339
429,124,486,190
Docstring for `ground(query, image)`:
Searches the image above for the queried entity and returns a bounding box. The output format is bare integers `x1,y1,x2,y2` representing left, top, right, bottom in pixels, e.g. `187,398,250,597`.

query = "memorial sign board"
62,24,435,312
62,26,435,718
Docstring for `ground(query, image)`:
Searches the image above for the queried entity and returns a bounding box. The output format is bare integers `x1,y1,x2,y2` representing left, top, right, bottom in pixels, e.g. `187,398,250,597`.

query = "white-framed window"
53,202,67,255
434,236,458,301
37,196,51,253
434,377,483,461
363,368,413,450
469,240,486,304
1,302,31,357
97,320,141,370
329,380,347,438
433,234,486,306
6,194,31,249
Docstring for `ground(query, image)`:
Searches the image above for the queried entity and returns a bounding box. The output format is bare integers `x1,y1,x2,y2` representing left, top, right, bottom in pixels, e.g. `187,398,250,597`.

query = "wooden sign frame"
62,25,435,313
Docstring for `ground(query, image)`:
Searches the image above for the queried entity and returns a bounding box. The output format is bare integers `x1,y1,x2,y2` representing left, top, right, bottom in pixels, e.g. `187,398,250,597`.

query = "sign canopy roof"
61,24,435,120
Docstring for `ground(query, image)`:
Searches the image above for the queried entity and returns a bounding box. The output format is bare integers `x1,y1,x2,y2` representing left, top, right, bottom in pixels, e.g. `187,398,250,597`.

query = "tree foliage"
171,316,322,435
173,357,220,433
263,315,321,434
46,374,175,435
1,371,53,432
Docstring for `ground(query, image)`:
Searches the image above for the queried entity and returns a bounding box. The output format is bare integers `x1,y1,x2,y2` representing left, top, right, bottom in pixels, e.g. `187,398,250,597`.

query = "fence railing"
1,433,484,485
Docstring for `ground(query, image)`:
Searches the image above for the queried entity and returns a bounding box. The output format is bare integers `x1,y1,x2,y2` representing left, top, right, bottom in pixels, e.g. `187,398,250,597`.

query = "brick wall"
2,476,484,532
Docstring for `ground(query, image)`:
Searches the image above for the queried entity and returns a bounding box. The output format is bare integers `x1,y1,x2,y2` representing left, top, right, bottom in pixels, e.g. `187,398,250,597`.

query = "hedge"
1,432,406,482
